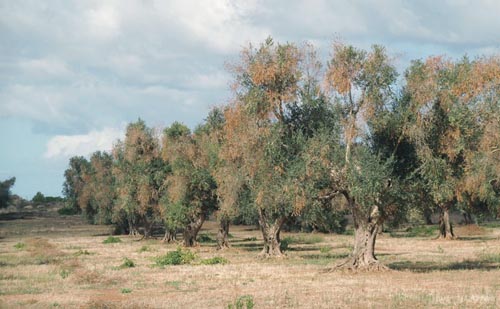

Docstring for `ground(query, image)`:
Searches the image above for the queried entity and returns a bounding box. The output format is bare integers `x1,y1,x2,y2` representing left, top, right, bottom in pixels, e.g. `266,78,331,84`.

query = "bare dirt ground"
1,210,500,308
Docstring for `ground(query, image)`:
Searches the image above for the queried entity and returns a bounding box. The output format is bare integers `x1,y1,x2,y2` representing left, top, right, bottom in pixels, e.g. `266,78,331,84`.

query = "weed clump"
200,256,228,265
121,288,132,294
103,236,122,244
120,257,135,268
227,295,254,309
155,247,196,266
14,242,26,250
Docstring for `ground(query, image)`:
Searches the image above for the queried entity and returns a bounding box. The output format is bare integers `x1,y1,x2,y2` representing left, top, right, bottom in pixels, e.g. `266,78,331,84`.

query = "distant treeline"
62,37,500,270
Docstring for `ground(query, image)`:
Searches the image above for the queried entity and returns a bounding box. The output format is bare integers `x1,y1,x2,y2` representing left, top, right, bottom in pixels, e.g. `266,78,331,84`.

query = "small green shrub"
198,233,215,243
200,256,228,265
319,246,332,253
120,257,135,268
280,237,292,251
14,242,26,250
227,295,254,309
155,247,196,266
59,269,70,279
103,236,122,244
57,207,78,215
121,288,132,294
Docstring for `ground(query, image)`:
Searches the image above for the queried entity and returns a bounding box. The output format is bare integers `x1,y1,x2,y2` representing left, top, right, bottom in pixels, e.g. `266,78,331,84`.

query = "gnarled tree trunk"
258,209,286,257
162,228,176,243
183,214,206,247
339,199,386,271
439,203,455,239
216,217,230,250
128,218,140,236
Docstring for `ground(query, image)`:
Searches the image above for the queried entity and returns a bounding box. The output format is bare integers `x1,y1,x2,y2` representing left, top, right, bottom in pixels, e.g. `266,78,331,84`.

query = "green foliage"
0,177,16,208
198,233,215,243
57,206,79,215
103,236,122,244
319,246,332,254
121,288,132,294
227,295,255,309
14,242,25,250
155,247,196,266
119,257,135,268
138,245,150,253
59,269,70,279
31,192,64,205
200,256,228,265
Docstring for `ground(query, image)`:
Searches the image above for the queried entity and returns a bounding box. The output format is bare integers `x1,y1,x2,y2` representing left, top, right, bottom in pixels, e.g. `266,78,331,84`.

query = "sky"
1,0,500,199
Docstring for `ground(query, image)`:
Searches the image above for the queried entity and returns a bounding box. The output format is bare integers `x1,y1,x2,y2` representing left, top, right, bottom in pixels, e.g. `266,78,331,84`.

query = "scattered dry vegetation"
1,212,500,308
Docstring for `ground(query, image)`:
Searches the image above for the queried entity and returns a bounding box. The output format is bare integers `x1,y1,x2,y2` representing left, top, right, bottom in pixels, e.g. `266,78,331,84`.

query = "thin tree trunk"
216,217,230,250
439,205,455,239
183,214,206,247
258,209,286,257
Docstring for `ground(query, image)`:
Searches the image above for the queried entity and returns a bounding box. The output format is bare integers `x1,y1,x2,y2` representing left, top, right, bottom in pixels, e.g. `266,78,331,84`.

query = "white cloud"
44,127,124,159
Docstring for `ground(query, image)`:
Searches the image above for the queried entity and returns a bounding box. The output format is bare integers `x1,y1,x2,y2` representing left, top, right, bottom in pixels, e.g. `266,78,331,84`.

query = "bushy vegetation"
200,256,228,265
155,247,196,266
103,236,122,244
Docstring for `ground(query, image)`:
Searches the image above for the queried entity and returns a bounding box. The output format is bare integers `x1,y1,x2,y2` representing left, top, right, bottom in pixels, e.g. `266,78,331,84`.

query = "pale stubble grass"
0,214,499,308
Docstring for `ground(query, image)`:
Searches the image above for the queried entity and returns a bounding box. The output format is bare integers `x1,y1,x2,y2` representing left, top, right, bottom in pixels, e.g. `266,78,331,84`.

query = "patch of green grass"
299,253,349,265
155,247,196,266
103,236,122,244
319,246,332,253
59,269,70,279
120,257,135,268
138,245,150,253
390,225,438,238
200,256,228,265
281,234,325,251
121,288,132,294
14,242,26,250
478,252,500,263
165,280,183,289
227,295,254,309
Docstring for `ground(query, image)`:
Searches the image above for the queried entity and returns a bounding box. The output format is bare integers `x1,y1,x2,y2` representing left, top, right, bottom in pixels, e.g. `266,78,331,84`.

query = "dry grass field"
1,210,500,308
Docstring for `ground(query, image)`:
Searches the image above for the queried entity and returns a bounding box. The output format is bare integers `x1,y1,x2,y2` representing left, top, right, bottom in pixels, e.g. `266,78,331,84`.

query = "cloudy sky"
1,0,499,199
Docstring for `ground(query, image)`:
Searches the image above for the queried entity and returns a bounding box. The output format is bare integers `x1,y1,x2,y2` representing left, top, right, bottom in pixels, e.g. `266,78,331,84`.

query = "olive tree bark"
216,217,231,250
258,208,286,257
183,213,206,247
128,218,140,236
338,196,387,271
439,202,455,239
162,228,176,243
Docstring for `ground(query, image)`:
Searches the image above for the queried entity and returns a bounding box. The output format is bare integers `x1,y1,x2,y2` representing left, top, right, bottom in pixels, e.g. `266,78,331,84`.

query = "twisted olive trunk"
216,217,230,250
258,208,286,257
439,203,455,240
339,197,386,271
183,213,206,247
162,228,176,243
